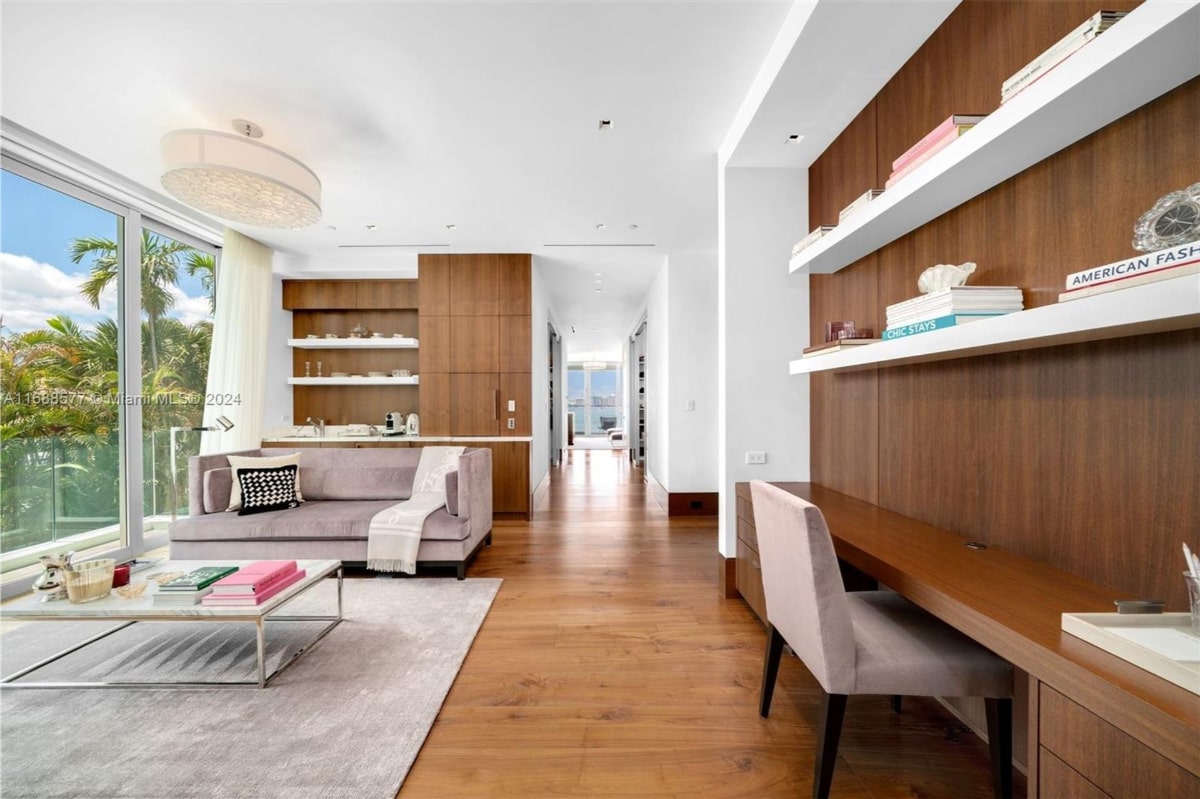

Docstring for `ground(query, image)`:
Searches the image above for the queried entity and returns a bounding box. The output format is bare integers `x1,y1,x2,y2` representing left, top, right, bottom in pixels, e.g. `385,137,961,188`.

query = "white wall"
666,251,719,492
530,258,561,495
261,273,292,432
643,261,670,490
717,166,809,555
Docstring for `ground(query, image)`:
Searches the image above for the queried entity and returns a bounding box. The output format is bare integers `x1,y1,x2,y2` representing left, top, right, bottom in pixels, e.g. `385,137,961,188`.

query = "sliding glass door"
567,362,624,436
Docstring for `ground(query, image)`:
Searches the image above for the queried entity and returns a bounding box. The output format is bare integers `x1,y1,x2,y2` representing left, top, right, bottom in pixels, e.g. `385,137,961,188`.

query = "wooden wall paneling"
497,254,532,315
293,385,419,427
807,99,878,230
418,373,451,436
418,254,451,315
450,254,499,316
499,372,531,437
449,315,500,373
419,315,450,374
357,280,418,309
499,315,532,373
808,254,881,504
282,280,357,310
451,373,500,436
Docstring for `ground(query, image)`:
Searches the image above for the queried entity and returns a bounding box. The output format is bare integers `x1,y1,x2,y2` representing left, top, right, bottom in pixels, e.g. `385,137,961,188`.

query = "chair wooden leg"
985,697,1013,799
759,624,785,718
813,690,847,799
889,695,902,713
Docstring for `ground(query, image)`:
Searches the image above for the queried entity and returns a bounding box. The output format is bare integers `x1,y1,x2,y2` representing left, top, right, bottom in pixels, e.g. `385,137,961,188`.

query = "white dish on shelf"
366,371,386,377
330,372,349,377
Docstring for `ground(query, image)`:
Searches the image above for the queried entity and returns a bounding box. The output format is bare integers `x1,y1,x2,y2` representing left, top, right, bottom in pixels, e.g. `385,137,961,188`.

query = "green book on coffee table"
157,566,239,591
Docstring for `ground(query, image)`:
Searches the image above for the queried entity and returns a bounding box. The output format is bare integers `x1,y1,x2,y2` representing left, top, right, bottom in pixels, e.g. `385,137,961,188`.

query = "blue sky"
1,169,211,332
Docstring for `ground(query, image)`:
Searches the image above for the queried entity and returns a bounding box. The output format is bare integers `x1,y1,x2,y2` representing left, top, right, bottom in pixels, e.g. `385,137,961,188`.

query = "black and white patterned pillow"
236,464,301,516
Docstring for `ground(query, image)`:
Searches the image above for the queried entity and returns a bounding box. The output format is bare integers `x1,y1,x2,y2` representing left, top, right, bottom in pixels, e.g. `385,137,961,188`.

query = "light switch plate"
745,451,767,465
507,400,516,412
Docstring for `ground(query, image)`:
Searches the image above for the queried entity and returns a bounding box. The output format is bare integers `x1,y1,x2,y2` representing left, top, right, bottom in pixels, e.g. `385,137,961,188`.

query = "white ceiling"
1,1,958,361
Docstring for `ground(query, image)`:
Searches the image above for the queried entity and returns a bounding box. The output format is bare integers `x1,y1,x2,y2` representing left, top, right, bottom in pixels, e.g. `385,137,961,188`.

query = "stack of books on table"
885,114,986,189
792,225,836,257
884,287,1024,340
1002,10,1128,104
1058,241,1200,302
152,565,239,606
838,189,885,224
200,560,306,607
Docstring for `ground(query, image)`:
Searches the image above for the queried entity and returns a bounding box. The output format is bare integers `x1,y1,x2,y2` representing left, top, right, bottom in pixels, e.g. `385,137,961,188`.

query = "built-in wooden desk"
735,482,1200,798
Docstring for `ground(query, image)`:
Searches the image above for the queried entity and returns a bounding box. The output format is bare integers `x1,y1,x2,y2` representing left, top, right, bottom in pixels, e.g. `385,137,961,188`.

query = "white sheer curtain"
200,229,273,454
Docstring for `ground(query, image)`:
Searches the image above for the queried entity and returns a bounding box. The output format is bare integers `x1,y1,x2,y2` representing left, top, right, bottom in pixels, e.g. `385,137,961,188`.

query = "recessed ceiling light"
594,272,603,277
326,225,338,231
445,224,457,231
594,287,603,293
594,279,602,284
629,224,639,230
595,223,606,230
598,119,612,130
366,224,378,231
786,134,803,144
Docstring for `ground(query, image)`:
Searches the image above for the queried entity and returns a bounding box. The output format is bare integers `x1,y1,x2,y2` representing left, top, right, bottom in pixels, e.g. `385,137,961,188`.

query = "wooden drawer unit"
735,534,766,624
1039,749,1112,799
1039,684,1200,798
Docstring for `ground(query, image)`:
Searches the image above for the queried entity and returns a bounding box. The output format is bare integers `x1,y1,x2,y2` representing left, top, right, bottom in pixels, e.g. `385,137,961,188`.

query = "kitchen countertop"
261,427,533,444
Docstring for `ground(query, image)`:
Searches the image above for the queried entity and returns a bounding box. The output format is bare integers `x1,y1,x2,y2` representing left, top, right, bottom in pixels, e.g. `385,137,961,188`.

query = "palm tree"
71,230,191,371
185,251,217,313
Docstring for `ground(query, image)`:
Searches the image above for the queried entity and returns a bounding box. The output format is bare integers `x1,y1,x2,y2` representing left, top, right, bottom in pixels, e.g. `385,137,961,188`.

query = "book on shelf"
1001,10,1128,104
152,586,214,606
883,312,1013,341
157,565,239,592
891,115,987,174
1063,241,1200,290
886,286,1023,320
888,306,1023,327
885,124,978,189
1058,261,1200,302
792,226,836,256
210,560,299,595
837,189,885,224
802,338,882,358
201,569,307,606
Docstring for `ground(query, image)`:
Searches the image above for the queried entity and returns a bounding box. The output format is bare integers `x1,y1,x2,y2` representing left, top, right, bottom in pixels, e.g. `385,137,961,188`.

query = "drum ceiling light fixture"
160,119,321,228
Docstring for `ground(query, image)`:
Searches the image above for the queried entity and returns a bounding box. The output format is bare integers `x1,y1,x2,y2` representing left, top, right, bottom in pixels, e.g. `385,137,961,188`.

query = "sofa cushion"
300,465,415,501
203,468,234,514
237,465,301,515
227,453,304,511
169,500,470,543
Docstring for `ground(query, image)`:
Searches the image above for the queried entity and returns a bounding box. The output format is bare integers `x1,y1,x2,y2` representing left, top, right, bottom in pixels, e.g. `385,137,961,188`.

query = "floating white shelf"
788,2,1200,276
288,376,421,386
288,338,418,349
789,275,1200,375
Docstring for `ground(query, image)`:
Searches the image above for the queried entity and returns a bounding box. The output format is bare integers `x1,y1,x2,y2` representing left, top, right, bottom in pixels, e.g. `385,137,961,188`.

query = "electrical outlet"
685,399,695,411
507,400,516,412
507,418,515,429
745,451,767,465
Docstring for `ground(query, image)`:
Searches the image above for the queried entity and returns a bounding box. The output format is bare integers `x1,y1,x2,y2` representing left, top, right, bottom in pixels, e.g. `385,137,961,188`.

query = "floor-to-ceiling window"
567,362,623,436
0,160,216,584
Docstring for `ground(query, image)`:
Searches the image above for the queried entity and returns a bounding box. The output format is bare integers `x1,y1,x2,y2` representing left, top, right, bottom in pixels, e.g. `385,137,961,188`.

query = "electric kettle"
405,413,420,436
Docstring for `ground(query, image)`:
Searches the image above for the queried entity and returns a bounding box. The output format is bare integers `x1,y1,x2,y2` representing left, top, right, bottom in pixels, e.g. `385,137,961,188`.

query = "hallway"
401,449,1019,798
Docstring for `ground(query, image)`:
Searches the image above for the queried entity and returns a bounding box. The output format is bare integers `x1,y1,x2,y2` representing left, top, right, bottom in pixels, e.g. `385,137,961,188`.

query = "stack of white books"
1001,10,1128,104
838,189,885,224
884,286,1024,340
792,225,835,257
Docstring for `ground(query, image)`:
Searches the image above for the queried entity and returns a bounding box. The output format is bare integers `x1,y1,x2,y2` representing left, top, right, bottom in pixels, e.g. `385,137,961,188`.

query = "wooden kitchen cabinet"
449,316,499,373
450,373,500,436
418,254,451,315
358,281,418,309
283,280,358,310
500,373,531,437
499,315,531,373
418,373,451,437
418,315,450,374
497,254,531,315
449,253,499,316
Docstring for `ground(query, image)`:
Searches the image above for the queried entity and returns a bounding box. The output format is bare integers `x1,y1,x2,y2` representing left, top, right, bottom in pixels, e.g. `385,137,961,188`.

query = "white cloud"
165,282,213,326
0,252,114,331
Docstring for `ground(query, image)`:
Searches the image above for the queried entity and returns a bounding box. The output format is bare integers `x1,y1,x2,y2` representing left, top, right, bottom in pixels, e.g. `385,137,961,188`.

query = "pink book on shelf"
209,561,299,595
885,125,976,189
891,114,987,173
202,569,307,606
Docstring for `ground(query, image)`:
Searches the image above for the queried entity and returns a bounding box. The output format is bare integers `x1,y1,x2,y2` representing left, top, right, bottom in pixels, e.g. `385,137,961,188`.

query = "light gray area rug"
0,577,501,799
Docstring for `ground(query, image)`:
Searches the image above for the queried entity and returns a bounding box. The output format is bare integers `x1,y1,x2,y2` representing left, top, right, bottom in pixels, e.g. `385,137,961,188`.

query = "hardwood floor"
401,449,1026,798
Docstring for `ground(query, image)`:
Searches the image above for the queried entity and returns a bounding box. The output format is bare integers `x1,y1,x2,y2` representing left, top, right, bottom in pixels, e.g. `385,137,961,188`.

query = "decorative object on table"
886,115,986,188
884,285,1023,340
1002,10,1128,105
114,581,150,599
1133,183,1200,253
917,261,977,294
112,562,131,587
32,552,73,602
64,558,116,604
792,225,836,256
1058,239,1200,302
837,188,885,224
823,321,876,342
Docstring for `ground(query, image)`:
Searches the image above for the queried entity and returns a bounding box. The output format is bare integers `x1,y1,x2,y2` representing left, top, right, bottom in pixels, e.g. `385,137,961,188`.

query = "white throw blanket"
367,446,465,574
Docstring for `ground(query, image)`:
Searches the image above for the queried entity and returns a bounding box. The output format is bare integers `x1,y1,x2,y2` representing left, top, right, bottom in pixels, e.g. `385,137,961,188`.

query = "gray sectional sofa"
168,446,493,579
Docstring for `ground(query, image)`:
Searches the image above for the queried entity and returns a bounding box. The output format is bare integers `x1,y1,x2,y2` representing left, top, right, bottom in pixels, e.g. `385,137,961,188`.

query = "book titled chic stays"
1064,241,1200,290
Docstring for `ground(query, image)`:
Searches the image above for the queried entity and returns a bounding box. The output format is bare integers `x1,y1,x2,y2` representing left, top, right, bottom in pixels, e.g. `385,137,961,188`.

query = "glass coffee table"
0,559,342,689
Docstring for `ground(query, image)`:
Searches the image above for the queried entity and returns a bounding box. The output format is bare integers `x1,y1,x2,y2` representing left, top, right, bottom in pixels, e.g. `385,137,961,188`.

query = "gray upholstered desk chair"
749,481,1014,799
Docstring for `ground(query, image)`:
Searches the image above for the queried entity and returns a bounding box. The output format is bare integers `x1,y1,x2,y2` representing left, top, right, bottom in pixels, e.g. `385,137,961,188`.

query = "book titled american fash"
1058,261,1200,302
1061,241,1200,291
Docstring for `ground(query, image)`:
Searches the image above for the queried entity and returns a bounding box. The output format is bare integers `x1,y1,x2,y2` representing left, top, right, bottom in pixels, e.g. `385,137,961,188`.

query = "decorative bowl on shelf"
330,371,349,377
367,371,386,377
918,262,976,294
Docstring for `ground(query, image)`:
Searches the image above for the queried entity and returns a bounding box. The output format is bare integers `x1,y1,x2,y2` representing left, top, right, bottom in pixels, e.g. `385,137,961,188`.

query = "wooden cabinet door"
487,440,530,516
449,254,499,316
282,280,357,309
419,315,450,374
451,373,500,436
358,280,418,309
418,254,451,315
499,315,531,373
499,373,531,437
497,254,531,315
449,316,499,373
418,373,451,437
